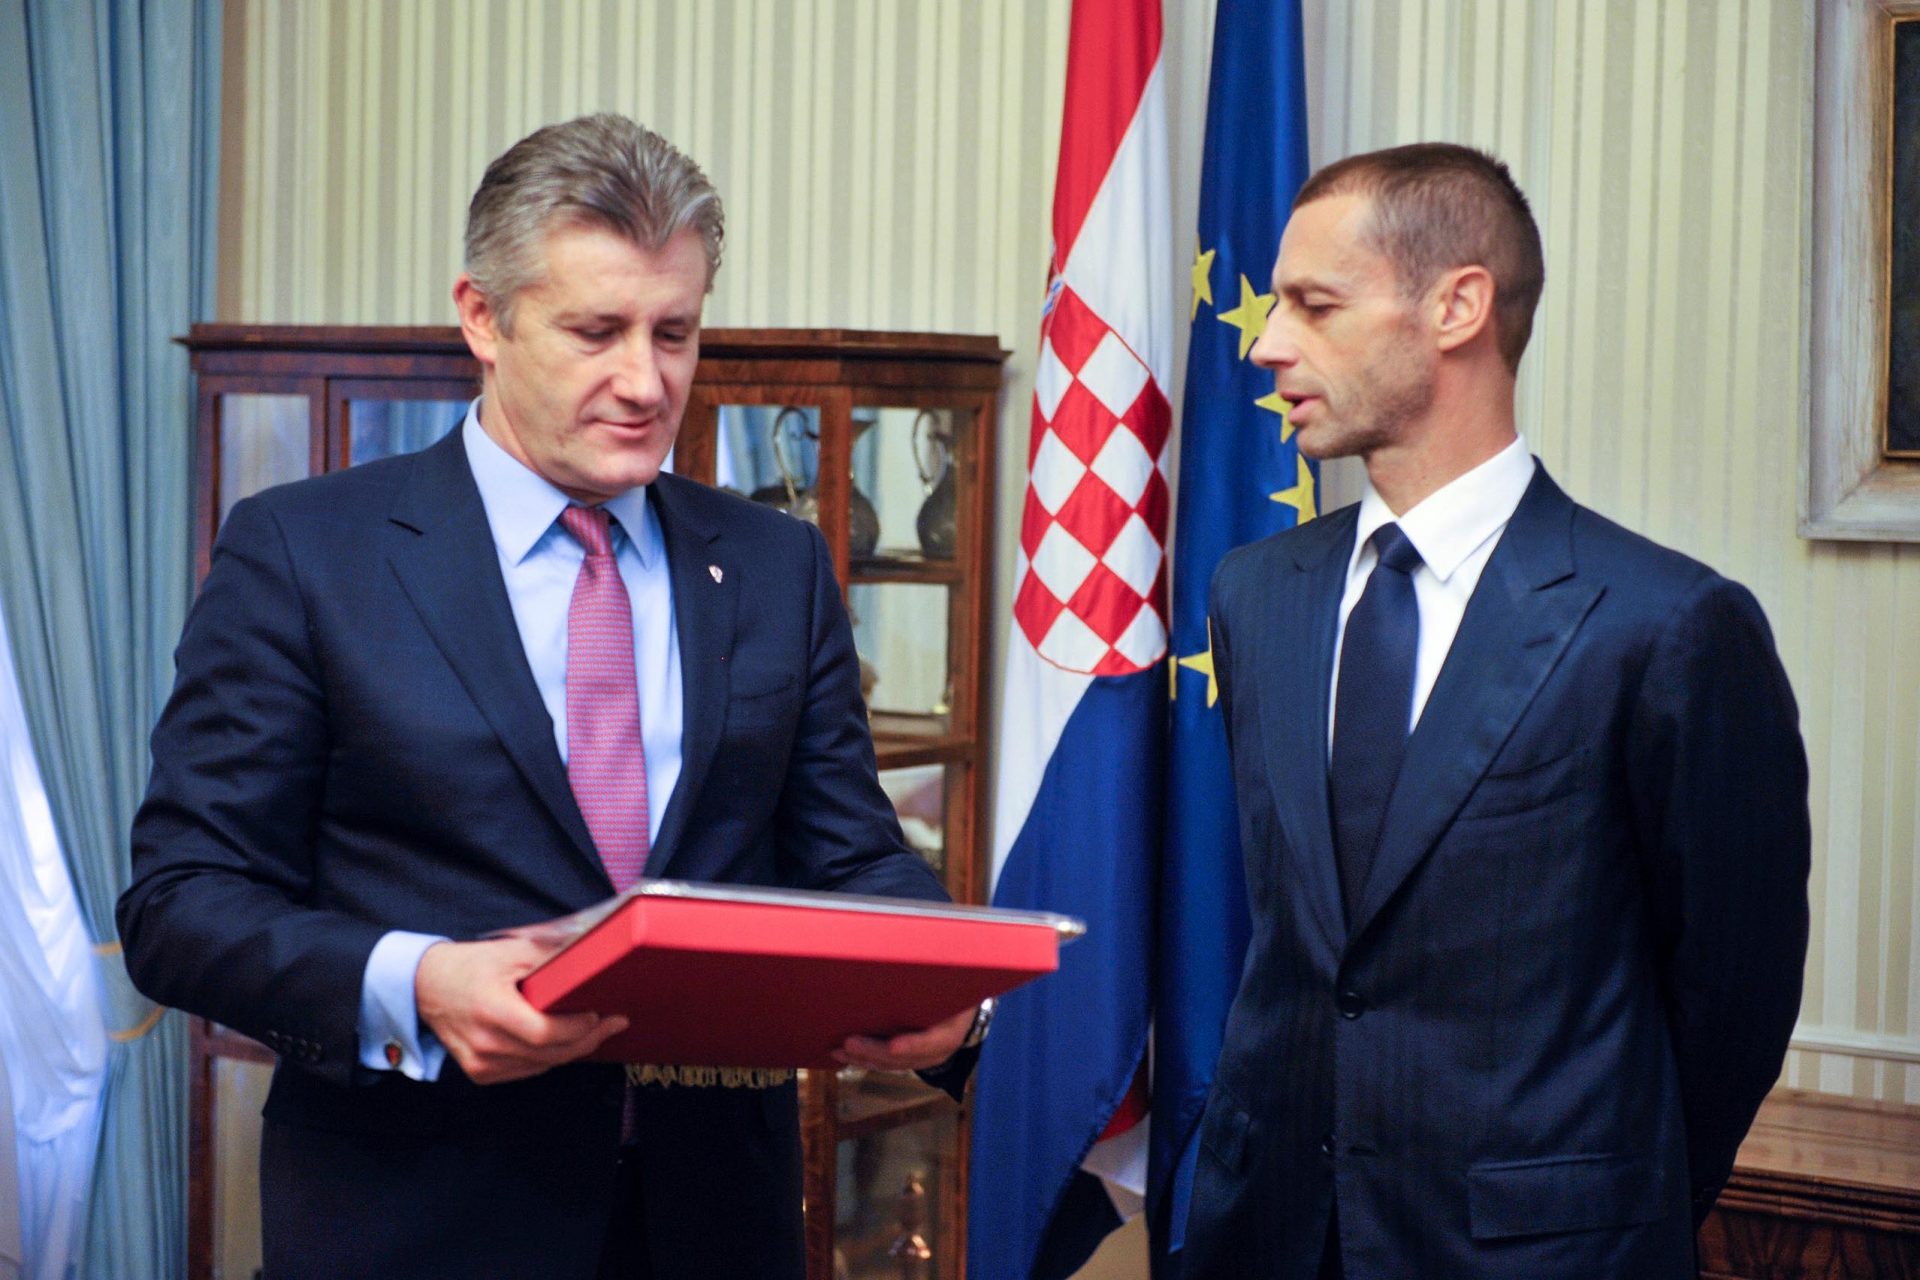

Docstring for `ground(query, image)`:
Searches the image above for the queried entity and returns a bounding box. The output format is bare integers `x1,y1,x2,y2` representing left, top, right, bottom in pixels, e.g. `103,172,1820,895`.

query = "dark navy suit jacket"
1182,467,1809,1279
119,429,956,1279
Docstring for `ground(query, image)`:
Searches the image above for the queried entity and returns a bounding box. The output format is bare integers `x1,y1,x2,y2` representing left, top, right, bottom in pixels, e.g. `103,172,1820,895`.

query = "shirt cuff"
357,930,449,1081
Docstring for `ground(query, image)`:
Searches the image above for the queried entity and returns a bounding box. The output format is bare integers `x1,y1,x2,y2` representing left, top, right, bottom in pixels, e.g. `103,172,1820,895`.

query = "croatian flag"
967,1,1170,1276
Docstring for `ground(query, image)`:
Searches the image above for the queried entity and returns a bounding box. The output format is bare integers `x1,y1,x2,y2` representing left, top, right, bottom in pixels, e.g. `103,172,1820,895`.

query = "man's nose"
610,335,666,406
1250,315,1296,370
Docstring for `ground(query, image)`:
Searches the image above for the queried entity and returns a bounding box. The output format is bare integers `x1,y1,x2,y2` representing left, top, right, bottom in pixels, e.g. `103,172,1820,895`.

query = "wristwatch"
960,997,997,1049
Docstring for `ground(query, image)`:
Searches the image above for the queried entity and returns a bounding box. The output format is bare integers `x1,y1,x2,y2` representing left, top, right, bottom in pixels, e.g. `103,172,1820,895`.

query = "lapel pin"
709,564,724,584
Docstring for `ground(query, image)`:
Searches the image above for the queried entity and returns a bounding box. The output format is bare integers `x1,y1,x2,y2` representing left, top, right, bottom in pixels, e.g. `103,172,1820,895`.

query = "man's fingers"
856,1031,934,1061
452,1012,630,1082
512,1010,628,1057
479,1007,624,1059
836,1032,938,1071
416,936,633,1084
485,999,599,1050
490,934,559,971
580,1013,631,1056
836,1006,975,1071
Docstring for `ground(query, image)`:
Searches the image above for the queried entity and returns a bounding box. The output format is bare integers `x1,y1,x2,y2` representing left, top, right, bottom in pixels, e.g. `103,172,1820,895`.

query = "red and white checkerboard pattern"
1013,284,1171,676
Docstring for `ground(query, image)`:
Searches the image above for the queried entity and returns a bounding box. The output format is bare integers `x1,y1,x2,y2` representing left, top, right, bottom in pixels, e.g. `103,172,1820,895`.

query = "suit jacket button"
1320,1135,1335,1157
1336,990,1365,1018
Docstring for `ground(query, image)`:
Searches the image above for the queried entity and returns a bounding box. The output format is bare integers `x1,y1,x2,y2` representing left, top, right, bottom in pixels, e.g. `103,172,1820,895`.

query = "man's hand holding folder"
833,1004,976,1073
416,934,632,1085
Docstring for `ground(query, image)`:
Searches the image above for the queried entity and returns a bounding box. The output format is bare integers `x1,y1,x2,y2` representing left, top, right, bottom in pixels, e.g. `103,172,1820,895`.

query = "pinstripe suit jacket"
1183,466,1808,1279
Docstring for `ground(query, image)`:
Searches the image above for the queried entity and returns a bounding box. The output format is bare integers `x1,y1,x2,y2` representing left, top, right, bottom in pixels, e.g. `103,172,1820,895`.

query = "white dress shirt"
357,402,683,1079
1328,435,1536,748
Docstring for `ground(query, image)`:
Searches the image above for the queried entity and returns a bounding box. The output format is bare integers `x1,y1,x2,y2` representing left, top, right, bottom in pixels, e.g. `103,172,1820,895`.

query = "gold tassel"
625,1063,796,1089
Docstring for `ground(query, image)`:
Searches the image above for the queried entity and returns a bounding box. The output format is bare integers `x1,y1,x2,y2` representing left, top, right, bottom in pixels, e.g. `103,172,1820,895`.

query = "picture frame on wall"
1889,17,1919,461
1803,0,1920,539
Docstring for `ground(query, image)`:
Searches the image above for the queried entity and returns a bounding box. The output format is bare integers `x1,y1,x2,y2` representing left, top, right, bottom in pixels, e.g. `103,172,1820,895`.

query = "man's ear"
452,274,501,368
1431,265,1496,355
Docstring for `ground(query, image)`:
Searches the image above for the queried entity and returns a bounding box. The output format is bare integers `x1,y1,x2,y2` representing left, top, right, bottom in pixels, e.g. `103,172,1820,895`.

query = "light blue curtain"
0,2,222,1276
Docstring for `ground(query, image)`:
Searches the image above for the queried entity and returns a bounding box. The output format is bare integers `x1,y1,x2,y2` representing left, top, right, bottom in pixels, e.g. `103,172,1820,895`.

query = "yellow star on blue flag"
1190,239,1217,321
1214,274,1275,359
1269,453,1316,521
1173,622,1219,706
1255,390,1293,442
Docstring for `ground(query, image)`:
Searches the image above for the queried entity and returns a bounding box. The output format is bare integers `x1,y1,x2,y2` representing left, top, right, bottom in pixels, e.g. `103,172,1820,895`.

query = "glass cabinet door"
330,379,475,469
711,402,827,515
210,1056,272,1280
217,393,313,519
845,403,979,764
345,397,467,465
849,406,965,566
833,1109,961,1280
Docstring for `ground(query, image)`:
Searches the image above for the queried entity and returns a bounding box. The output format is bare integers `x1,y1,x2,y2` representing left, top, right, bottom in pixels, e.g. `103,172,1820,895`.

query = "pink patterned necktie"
558,505,648,892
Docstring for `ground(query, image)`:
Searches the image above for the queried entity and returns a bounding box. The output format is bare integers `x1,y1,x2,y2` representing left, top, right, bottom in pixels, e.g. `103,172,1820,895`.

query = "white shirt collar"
1351,434,1536,582
460,399,658,568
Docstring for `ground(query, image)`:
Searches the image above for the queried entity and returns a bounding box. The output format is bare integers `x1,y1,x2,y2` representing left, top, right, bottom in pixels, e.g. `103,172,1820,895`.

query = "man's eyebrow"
551,308,629,326
1277,277,1345,302
550,306,703,330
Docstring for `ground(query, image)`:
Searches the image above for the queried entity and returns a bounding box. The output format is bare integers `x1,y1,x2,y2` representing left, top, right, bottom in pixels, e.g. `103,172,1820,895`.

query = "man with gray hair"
120,114,976,1278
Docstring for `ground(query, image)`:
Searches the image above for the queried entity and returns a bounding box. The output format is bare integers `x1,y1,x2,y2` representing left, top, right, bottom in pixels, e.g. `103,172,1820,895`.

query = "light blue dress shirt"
356,403,683,1079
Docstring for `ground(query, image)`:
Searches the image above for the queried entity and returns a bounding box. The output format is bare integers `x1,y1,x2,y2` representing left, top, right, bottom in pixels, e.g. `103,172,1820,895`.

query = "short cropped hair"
463,113,725,331
1295,142,1544,372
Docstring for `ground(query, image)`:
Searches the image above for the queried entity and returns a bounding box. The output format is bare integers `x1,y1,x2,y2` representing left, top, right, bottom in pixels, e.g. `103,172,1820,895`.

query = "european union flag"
1151,0,1312,1269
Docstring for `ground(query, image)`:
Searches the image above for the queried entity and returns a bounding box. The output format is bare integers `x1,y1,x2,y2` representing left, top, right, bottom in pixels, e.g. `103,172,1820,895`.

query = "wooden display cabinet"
179,324,1006,1280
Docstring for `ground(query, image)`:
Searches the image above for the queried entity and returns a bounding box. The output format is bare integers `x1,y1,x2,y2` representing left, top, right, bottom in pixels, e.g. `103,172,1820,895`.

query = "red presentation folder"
517,881,1083,1068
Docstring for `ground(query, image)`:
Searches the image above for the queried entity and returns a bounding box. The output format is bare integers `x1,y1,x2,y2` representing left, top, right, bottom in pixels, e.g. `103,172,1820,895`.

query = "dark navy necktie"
1330,522,1423,923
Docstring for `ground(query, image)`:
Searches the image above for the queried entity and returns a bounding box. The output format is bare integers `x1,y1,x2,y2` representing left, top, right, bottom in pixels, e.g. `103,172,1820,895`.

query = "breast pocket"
723,673,799,739
1459,742,1593,821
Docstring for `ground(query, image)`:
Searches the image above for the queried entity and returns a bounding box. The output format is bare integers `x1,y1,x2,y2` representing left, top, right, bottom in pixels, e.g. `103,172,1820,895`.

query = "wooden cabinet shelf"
872,739,975,771
834,1074,962,1142
850,553,966,585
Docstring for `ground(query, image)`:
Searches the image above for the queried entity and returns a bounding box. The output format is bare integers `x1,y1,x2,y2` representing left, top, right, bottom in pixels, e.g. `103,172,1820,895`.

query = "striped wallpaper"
1301,0,1919,1103
220,0,1919,1105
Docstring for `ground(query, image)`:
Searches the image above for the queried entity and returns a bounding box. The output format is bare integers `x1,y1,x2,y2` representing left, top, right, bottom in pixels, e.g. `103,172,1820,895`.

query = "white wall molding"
1791,1025,1920,1066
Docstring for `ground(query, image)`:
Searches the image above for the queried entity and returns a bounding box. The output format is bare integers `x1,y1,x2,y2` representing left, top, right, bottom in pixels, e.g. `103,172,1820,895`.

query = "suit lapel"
1349,467,1604,939
643,472,738,877
384,431,604,879
1257,506,1355,957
